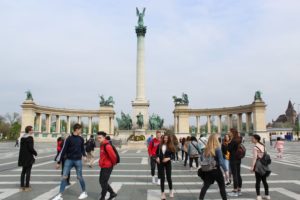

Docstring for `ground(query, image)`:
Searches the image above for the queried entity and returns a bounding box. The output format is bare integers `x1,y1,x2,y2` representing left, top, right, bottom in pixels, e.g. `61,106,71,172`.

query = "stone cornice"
173,102,266,116
21,103,115,117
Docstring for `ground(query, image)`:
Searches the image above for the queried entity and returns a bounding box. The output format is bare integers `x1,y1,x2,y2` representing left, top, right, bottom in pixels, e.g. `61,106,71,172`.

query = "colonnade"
21,100,115,136
174,99,267,136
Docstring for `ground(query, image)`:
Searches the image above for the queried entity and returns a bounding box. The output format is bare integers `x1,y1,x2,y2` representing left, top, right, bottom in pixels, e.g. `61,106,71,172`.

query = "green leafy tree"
8,122,21,140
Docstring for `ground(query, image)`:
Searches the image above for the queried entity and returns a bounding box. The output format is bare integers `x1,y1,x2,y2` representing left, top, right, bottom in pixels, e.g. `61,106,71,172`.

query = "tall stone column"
174,116,177,133
34,113,40,131
218,115,222,133
237,113,243,132
228,114,233,130
38,114,42,132
196,116,200,134
110,116,114,136
246,112,252,134
207,115,211,134
46,114,51,133
176,116,180,133
67,116,71,133
88,117,92,135
56,115,61,133
132,10,149,130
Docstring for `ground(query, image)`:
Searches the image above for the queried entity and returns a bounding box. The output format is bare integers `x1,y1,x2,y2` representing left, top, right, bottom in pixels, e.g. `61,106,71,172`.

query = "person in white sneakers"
251,134,271,200
156,134,175,200
52,123,88,200
148,131,162,184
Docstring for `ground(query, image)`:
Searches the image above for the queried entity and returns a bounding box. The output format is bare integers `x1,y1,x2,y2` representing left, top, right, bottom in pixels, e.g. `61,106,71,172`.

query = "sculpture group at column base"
132,100,150,130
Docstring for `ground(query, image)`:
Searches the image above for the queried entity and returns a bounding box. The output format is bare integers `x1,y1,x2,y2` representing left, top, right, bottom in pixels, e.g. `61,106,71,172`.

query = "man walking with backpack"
85,135,96,168
97,131,118,200
52,123,88,200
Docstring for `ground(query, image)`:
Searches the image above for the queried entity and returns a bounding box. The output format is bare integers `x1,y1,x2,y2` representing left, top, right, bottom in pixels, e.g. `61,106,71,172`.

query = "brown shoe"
24,187,32,192
19,187,25,192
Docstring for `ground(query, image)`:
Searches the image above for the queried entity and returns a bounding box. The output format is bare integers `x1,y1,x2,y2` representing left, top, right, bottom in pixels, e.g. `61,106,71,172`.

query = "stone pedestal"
132,101,149,129
252,100,268,139
174,104,189,133
21,100,36,133
99,106,115,135
134,128,146,136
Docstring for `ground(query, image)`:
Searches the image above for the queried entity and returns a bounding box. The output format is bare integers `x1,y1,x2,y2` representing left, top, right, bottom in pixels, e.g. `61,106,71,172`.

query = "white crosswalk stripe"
1,144,300,199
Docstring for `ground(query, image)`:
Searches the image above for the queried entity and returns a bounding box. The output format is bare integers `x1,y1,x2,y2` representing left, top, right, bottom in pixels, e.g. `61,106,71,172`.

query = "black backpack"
104,143,120,164
85,140,92,153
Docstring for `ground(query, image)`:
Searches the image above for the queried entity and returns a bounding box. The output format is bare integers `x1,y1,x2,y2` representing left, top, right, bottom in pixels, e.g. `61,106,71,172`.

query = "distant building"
267,100,299,140
268,100,298,128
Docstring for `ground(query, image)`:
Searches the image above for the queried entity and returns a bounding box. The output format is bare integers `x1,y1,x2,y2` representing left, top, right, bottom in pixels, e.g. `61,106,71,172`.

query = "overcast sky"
0,0,299,126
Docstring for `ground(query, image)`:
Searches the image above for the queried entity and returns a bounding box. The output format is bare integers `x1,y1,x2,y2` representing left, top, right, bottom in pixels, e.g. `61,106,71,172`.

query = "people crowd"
17,125,273,200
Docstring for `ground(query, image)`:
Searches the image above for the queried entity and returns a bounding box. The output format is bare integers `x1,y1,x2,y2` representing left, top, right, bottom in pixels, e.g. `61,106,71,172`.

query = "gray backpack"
190,141,200,156
201,154,217,172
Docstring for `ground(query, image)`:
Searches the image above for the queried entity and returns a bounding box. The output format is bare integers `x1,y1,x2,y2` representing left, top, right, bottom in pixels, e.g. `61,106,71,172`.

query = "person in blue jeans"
52,123,88,200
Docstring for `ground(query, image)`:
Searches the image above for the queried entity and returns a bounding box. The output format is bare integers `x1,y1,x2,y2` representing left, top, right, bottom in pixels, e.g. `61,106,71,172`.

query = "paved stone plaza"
0,141,300,200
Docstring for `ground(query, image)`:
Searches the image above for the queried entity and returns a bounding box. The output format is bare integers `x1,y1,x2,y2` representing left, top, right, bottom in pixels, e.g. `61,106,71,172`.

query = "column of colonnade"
32,113,98,135
33,113,115,135
175,112,254,135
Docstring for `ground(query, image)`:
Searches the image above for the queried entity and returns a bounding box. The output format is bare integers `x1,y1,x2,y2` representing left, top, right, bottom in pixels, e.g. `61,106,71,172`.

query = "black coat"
156,145,174,163
228,138,241,162
18,135,37,167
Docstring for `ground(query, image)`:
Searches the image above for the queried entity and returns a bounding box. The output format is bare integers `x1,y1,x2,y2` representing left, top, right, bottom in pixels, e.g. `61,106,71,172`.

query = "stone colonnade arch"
173,99,267,139
21,99,115,141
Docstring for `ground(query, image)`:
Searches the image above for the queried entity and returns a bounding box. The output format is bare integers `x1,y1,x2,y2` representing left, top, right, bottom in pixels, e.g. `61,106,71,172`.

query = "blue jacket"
57,134,86,162
215,147,228,172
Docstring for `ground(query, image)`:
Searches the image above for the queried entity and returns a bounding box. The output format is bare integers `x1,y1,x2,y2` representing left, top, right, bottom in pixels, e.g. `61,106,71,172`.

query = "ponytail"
253,134,265,147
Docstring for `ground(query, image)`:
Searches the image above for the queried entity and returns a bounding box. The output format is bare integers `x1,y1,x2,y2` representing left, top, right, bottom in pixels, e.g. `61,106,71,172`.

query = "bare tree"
0,115,6,123
5,112,21,125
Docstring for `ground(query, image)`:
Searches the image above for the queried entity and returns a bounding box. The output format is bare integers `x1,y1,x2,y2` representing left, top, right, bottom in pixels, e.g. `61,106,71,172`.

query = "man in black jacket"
18,125,37,192
53,123,88,200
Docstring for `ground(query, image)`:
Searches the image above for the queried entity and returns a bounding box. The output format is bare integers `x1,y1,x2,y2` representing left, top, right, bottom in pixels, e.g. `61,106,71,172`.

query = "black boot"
98,196,105,200
107,193,117,200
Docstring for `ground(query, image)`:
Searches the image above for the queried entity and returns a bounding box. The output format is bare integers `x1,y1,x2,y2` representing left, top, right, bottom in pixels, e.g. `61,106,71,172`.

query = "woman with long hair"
156,134,176,200
221,134,232,186
199,134,228,200
227,128,243,197
251,134,271,200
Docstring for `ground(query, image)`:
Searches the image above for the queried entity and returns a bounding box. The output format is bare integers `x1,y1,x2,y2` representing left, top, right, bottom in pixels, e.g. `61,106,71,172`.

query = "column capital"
135,26,147,37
